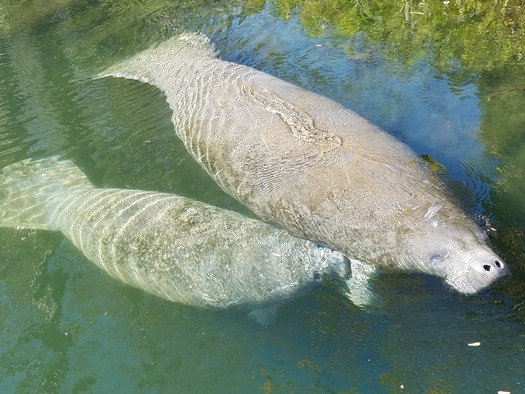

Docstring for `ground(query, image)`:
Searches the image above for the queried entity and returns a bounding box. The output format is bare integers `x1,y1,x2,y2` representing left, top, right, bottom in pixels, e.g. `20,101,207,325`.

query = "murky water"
1,1,524,393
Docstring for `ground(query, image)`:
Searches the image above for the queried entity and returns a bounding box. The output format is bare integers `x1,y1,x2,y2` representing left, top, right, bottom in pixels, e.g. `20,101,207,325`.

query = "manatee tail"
0,157,93,230
95,32,217,84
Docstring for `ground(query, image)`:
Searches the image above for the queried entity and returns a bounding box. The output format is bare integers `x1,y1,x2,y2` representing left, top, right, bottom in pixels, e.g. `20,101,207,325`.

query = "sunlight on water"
0,1,524,393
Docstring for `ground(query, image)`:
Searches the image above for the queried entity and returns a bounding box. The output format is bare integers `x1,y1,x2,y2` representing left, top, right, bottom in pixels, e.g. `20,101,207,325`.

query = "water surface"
1,1,524,393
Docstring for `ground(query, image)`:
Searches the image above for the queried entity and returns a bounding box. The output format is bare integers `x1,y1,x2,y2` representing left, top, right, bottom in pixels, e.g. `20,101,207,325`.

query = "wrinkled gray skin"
0,158,349,320
99,33,507,302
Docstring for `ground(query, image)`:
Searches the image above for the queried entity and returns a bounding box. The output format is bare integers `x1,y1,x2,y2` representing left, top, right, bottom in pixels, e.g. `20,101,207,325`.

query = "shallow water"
1,1,525,393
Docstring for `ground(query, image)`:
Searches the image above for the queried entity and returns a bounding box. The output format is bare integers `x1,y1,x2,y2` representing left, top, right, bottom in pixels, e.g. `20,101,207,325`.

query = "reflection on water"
0,1,524,393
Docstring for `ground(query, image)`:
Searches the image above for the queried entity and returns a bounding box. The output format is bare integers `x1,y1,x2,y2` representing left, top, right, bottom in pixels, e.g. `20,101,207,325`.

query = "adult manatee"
0,158,349,321
99,33,507,302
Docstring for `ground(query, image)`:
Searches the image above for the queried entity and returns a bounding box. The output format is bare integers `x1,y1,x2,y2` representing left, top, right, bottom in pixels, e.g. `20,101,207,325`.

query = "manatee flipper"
344,259,379,308
0,157,93,230
247,304,280,326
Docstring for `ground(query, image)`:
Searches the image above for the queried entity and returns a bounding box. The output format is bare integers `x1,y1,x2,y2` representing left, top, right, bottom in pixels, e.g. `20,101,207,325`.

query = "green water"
1,1,525,393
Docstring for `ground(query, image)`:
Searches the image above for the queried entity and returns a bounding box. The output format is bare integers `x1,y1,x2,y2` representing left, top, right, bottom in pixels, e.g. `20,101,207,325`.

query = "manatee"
98,33,507,303
0,157,350,321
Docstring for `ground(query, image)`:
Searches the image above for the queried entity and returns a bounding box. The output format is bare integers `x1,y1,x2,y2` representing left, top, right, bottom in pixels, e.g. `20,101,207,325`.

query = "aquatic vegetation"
272,0,525,73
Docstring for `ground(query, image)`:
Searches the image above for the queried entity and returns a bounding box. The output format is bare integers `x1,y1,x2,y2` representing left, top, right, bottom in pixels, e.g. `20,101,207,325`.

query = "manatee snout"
447,251,508,294
476,257,506,275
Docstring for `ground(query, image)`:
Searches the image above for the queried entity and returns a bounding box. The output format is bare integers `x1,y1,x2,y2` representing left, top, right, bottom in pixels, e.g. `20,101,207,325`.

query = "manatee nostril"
483,264,491,272
495,260,502,268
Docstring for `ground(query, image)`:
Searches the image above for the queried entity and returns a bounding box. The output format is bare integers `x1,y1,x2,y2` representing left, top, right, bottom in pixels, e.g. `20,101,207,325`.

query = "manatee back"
2,157,349,308
53,188,346,307
97,34,465,266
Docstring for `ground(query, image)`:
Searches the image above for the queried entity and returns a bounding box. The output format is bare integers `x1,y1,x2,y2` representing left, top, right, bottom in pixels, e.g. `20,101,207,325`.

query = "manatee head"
402,212,508,294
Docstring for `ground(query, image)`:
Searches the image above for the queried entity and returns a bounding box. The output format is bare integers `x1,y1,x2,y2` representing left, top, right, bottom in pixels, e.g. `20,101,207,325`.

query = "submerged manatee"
0,158,349,320
99,33,507,303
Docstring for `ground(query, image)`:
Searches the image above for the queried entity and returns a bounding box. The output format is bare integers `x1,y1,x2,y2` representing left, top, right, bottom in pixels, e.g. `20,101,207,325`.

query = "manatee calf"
99,33,507,303
0,158,350,320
